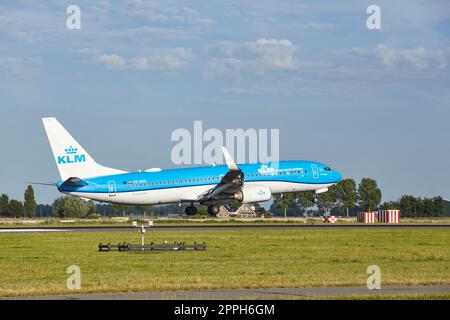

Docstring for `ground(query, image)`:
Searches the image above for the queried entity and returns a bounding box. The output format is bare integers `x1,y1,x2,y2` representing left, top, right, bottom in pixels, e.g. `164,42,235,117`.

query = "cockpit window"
324,167,332,171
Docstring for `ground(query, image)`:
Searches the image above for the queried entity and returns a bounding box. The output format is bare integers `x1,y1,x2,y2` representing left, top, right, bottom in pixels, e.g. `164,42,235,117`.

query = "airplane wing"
196,147,244,203
26,181,57,187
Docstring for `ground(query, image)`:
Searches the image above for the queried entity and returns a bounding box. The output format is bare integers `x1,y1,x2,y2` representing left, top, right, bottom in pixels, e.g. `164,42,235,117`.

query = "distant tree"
63,196,90,218
112,204,129,217
36,204,52,218
196,206,208,216
443,199,450,216
421,197,434,217
8,200,24,217
96,204,115,216
296,191,315,216
137,205,153,218
52,196,66,217
358,178,382,212
433,196,444,216
229,200,241,211
253,203,266,217
397,195,444,217
274,193,296,218
335,179,357,217
380,200,400,210
51,196,91,218
0,194,9,216
318,185,337,215
24,185,37,218
86,201,97,217
399,195,418,217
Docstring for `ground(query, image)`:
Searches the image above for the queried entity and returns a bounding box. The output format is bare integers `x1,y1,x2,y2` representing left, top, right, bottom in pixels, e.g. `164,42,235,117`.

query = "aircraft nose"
334,170,343,183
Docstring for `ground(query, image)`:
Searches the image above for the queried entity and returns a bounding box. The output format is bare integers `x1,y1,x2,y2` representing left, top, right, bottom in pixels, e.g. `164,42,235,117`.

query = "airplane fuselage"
57,160,342,205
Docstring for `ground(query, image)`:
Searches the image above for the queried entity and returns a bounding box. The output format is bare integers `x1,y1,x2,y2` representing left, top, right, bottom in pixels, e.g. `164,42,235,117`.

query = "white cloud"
0,13,16,28
77,47,193,72
206,38,299,77
129,48,192,71
308,23,336,30
112,26,196,41
222,86,295,96
95,54,127,70
246,38,298,70
348,44,448,69
125,0,215,26
206,58,241,78
206,41,235,57
0,56,41,74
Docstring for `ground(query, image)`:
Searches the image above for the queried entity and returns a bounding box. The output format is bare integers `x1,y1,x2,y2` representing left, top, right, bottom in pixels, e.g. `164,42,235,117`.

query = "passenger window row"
127,177,221,188
244,170,305,178
126,169,308,188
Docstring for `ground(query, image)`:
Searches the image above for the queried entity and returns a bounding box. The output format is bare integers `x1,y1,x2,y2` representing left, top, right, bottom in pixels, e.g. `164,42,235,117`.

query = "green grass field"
0,229,449,297
1,216,450,228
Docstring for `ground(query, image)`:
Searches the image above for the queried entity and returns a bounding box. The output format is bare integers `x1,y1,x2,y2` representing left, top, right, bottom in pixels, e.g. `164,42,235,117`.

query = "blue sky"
0,0,449,205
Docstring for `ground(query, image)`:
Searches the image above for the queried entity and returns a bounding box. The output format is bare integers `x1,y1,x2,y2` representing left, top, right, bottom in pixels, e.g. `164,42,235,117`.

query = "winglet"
222,147,240,171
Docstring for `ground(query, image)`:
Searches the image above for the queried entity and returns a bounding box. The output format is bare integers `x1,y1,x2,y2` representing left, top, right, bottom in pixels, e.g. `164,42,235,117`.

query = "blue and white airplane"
41,118,342,215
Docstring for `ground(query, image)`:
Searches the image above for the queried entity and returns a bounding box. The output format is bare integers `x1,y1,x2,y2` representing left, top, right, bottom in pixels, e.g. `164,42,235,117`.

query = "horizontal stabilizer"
60,177,88,188
26,181,57,187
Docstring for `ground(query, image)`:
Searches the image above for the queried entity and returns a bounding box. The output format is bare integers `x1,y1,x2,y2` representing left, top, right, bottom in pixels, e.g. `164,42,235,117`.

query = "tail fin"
42,117,127,180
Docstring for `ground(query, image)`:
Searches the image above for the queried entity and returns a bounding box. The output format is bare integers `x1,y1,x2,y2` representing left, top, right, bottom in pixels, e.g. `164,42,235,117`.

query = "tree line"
270,178,380,217
0,186,37,218
381,195,445,218
0,182,447,218
270,178,446,217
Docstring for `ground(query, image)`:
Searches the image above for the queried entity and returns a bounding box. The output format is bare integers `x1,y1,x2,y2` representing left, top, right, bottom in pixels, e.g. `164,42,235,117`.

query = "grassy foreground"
0,229,449,297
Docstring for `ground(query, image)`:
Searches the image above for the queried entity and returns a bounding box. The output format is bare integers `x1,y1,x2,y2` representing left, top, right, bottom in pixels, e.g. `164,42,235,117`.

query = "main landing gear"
185,205,197,216
184,204,220,216
207,205,220,215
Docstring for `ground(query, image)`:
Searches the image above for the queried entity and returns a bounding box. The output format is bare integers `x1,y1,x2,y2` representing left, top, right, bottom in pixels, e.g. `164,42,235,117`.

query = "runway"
0,224,450,233
0,228,72,233
5,285,450,300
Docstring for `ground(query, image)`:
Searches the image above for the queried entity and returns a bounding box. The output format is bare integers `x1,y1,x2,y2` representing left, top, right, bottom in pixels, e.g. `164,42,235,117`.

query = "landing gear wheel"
207,205,220,216
313,197,319,204
185,205,197,216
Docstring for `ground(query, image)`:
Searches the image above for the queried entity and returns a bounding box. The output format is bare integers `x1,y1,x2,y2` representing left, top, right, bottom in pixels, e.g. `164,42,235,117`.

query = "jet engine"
234,185,272,203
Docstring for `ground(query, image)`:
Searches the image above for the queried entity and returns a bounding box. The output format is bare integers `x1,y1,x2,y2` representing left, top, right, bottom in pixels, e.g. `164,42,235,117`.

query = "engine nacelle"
234,185,272,203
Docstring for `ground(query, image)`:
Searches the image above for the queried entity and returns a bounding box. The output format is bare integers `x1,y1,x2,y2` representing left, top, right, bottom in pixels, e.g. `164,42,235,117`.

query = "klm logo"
58,146,86,165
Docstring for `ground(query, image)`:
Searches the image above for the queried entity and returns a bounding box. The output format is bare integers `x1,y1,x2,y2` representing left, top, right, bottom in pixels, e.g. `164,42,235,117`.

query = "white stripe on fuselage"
66,181,334,205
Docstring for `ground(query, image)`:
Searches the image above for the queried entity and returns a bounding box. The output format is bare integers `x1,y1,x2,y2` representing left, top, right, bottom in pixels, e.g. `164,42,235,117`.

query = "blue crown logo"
65,146,78,155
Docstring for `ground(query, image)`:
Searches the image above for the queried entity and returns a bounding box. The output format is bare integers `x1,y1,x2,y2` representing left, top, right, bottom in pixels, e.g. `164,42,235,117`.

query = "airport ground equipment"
98,220,207,252
98,241,207,252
